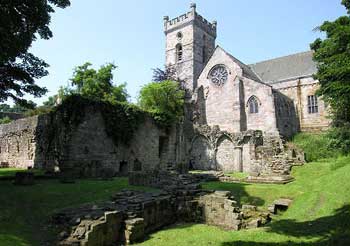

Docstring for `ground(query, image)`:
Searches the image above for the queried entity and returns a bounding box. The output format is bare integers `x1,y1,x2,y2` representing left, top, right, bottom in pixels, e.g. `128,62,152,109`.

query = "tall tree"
0,0,71,107
138,80,185,126
70,62,129,104
311,0,350,125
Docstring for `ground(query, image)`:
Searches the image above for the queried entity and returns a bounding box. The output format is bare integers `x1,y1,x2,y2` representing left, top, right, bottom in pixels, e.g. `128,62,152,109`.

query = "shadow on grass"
202,181,265,207
222,204,350,246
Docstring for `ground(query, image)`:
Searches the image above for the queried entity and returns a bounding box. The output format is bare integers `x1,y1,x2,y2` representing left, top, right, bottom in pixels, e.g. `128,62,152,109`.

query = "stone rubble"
52,172,272,246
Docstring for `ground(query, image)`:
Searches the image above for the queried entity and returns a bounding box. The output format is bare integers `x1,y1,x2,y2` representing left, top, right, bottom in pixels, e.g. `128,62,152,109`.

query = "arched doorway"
216,136,235,172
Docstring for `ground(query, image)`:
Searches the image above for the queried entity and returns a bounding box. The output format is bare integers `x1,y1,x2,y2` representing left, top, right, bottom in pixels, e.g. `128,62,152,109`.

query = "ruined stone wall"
0,112,25,120
0,116,45,169
0,107,178,174
272,77,331,132
188,125,303,178
189,126,261,173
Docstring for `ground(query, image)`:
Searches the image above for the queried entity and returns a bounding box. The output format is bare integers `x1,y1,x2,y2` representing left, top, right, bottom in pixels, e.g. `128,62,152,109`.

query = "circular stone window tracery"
209,65,228,87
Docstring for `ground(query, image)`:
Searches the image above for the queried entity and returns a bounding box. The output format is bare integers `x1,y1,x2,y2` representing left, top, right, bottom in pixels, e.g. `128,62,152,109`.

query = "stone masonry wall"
188,125,304,180
165,4,216,93
0,116,41,168
272,77,331,132
273,90,300,138
55,173,270,245
0,107,178,175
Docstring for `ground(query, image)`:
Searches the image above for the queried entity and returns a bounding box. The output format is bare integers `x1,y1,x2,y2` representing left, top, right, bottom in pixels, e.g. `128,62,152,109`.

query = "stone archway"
190,135,214,170
216,136,235,172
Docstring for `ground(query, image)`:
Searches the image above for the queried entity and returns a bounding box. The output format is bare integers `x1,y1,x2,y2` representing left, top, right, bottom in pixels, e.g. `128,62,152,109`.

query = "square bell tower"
164,3,217,95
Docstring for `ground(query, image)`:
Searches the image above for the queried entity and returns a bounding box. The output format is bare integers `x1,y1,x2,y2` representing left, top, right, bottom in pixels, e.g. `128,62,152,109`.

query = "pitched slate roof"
249,51,317,83
217,46,262,82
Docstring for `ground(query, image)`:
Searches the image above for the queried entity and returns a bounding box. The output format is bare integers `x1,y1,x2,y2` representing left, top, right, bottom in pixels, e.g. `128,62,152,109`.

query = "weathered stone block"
124,218,145,244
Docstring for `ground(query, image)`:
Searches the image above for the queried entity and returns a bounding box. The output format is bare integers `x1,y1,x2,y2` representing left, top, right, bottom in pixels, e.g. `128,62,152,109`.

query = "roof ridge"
249,50,314,66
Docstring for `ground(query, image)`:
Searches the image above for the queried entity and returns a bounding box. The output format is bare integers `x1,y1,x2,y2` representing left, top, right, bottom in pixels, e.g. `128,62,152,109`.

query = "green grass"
0,177,153,246
225,172,249,180
0,168,44,177
138,156,350,246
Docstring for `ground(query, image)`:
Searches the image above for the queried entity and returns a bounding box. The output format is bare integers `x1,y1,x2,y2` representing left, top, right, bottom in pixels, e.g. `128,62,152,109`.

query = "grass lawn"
225,172,249,180
0,168,45,178
138,156,350,246
0,177,153,246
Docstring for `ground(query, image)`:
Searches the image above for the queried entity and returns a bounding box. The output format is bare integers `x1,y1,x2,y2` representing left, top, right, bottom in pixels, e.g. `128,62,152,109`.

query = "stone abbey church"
0,4,329,181
163,3,329,175
164,3,329,136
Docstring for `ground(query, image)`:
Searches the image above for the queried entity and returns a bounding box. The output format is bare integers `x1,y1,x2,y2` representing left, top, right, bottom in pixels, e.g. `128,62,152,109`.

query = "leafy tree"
311,0,350,154
70,62,129,104
138,80,185,126
0,101,36,113
311,0,350,126
43,95,59,108
0,0,70,106
152,66,178,82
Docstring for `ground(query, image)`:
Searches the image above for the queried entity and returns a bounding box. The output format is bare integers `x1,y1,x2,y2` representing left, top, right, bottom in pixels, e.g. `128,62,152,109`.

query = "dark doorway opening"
119,161,128,176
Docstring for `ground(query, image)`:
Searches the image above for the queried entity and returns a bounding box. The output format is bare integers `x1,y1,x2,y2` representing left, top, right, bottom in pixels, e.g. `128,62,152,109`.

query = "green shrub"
25,106,53,117
327,124,350,155
0,116,12,124
292,132,341,162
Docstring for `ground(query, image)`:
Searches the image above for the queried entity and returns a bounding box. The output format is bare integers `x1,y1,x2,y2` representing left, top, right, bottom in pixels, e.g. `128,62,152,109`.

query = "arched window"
248,96,259,114
176,44,183,62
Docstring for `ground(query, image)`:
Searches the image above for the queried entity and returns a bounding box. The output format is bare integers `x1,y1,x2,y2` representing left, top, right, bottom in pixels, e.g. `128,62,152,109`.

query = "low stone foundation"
53,172,271,245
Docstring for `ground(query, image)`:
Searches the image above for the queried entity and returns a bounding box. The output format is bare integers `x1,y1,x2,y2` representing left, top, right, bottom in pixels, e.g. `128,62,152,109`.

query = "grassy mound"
139,156,350,246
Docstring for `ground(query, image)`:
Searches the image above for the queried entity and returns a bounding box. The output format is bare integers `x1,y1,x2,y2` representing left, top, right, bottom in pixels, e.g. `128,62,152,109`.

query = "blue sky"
28,0,346,104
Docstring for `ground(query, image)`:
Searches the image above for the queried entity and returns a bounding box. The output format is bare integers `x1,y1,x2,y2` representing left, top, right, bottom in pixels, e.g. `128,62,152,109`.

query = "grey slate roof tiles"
248,51,317,83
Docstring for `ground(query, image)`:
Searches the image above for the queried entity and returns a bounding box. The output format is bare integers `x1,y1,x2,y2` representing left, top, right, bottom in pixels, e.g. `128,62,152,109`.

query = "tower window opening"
176,44,183,62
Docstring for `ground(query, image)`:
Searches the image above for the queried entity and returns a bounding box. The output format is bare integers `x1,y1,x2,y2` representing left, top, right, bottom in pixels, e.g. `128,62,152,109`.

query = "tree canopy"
138,80,185,126
311,0,350,154
0,0,71,106
311,0,350,125
0,101,36,113
67,62,129,104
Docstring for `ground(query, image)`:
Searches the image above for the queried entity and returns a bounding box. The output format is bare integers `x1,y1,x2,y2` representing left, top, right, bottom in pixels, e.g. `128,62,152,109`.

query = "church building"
163,4,329,175
164,3,330,139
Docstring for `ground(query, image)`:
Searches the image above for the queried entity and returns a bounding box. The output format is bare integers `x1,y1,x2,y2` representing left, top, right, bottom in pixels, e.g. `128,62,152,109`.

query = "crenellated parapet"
164,3,217,37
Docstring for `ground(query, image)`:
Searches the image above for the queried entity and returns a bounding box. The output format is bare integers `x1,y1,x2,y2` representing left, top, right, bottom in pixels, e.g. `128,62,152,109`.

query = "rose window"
209,65,228,86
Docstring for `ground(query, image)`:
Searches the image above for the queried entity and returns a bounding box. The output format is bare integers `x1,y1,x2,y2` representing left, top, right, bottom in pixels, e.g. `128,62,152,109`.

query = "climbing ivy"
50,95,147,146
